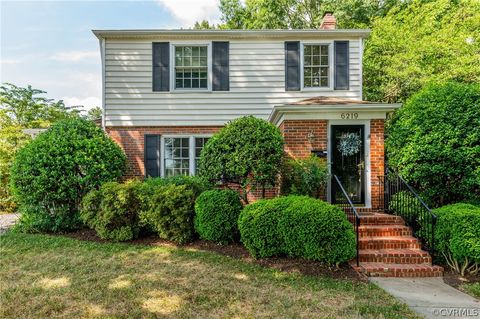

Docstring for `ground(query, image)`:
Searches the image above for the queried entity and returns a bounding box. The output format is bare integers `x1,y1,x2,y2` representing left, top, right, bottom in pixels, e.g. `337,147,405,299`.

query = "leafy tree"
194,20,217,29
216,0,404,29
0,83,81,212
386,82,480,207
10,118,126,233
364,0,480,102
86,106,102,121
199,116,284,203
0,83,80,128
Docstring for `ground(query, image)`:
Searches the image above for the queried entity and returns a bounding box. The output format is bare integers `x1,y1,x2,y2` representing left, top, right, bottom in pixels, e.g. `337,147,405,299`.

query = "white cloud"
51,50,99,62
1,58,22,65
61,96,101,110
156,0,221,27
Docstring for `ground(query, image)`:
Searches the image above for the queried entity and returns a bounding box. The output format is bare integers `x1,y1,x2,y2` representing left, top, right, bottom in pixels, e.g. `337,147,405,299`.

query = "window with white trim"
162,136,210,177
164,137,190,176
174,46,208,89
303,44,329,88
195,137,210,174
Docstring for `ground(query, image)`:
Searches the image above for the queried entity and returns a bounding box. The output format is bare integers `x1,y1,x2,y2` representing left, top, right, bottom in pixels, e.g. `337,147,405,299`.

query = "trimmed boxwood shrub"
433,203,480,276
10,118,126,233
194,189,243,244
144,175,211,199
238,196,356,265
80,180,144,241
238,197,293,258
140,184,196,244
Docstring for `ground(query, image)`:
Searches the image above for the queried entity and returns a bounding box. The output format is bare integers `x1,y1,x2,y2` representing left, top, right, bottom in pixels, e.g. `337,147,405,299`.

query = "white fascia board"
269,103,402,126
92,29,371,40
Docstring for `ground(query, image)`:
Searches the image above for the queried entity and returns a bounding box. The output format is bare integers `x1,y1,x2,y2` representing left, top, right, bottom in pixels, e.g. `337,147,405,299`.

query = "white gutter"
92,29,371,40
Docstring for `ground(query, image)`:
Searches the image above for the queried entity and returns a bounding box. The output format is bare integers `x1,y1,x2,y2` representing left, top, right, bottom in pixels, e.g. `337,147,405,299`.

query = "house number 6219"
341,112,359,119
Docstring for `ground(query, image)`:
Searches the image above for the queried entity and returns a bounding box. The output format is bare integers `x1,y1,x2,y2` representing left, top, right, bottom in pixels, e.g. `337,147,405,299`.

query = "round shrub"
10,118,126,233
199,115,284,203
194,189,243,244
140,184,196,244
386,82,480,207
80,180,144,242
278,197,356,264
238,197,292,258
433,203,480,276
239,196,356,264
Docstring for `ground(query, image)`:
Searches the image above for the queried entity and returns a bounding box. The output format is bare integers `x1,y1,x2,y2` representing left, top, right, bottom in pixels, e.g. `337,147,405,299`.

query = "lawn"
0,233,418,319
461,283,480,299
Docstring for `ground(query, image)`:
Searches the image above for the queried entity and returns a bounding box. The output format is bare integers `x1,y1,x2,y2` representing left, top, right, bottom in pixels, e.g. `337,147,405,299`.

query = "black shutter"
212,41,229,91
144,134,161,177
334,41,349,90
152,42,169,91
285,41,300,91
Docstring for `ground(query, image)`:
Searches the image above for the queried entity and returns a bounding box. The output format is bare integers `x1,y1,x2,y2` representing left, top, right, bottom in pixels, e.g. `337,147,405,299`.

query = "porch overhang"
268,98,401,127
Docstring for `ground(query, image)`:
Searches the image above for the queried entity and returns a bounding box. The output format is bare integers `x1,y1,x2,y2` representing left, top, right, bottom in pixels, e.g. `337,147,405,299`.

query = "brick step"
359,236,421,250
352,262,443,277
358,249,431,264
358,225,412,237
358,214,405,225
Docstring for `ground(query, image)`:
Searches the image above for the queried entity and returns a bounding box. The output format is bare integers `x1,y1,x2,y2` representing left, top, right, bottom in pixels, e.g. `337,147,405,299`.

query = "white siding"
104,38,363,126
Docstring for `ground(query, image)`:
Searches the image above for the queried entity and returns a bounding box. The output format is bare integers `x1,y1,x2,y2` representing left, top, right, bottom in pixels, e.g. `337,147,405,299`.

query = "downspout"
359,36,364,101
99,37,106,130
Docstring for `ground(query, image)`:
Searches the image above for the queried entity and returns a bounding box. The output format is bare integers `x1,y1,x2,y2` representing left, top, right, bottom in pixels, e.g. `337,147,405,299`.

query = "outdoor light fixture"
307,130,315,144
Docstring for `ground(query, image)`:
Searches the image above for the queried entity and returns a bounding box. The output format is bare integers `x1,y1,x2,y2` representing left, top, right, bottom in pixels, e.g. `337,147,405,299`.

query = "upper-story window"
174,46,208,89
303,44,329,88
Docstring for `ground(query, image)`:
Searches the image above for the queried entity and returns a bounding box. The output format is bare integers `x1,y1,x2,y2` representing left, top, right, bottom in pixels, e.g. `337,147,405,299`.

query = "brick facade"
106,118,385,207
106,126,221,179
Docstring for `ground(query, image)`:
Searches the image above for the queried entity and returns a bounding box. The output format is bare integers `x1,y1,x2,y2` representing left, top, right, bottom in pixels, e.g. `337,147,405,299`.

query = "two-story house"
93,13,400,210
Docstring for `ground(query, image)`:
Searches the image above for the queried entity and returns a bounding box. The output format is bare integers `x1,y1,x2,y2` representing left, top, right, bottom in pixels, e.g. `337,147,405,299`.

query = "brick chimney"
320,12,336,30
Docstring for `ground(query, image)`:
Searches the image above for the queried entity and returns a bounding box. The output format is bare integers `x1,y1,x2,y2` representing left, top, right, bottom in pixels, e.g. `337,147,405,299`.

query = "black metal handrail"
333,175,360,266
378,169,437,264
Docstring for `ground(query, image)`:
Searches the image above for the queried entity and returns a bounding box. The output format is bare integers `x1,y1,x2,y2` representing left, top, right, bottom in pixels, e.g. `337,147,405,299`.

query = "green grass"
0,233,419,319
460,282,480,299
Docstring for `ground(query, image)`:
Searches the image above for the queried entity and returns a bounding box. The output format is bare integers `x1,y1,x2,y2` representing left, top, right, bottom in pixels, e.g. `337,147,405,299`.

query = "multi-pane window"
164,137,190,176
174,46,208,89
303,44,329,88
194,137,210,174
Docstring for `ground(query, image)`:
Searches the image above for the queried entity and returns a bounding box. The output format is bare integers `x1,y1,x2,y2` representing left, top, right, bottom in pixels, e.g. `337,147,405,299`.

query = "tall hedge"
386,82,480,207
10,118,126,232
433,203,480,276
199,116,284,203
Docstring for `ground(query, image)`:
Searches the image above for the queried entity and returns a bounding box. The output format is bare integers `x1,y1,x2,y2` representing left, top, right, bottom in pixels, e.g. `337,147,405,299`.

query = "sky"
0,0,221,111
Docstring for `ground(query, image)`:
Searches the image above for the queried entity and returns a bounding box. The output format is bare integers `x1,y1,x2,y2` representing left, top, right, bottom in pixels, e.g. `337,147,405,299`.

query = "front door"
331,125,365,205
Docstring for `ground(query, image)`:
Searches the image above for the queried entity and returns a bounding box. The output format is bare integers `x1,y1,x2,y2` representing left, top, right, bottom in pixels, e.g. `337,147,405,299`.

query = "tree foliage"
199,116,284,203
10,118,126,232
0,83,81,212
216,0,404,29
386,82,480,207
364,0,480,102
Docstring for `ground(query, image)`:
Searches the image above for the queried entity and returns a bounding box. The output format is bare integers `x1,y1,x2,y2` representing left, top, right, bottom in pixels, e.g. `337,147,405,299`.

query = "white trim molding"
268,103,401,126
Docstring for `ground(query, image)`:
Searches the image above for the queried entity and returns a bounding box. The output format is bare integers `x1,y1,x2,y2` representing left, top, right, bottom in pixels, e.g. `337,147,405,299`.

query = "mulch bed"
65,229,365,282
442,268,480,291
